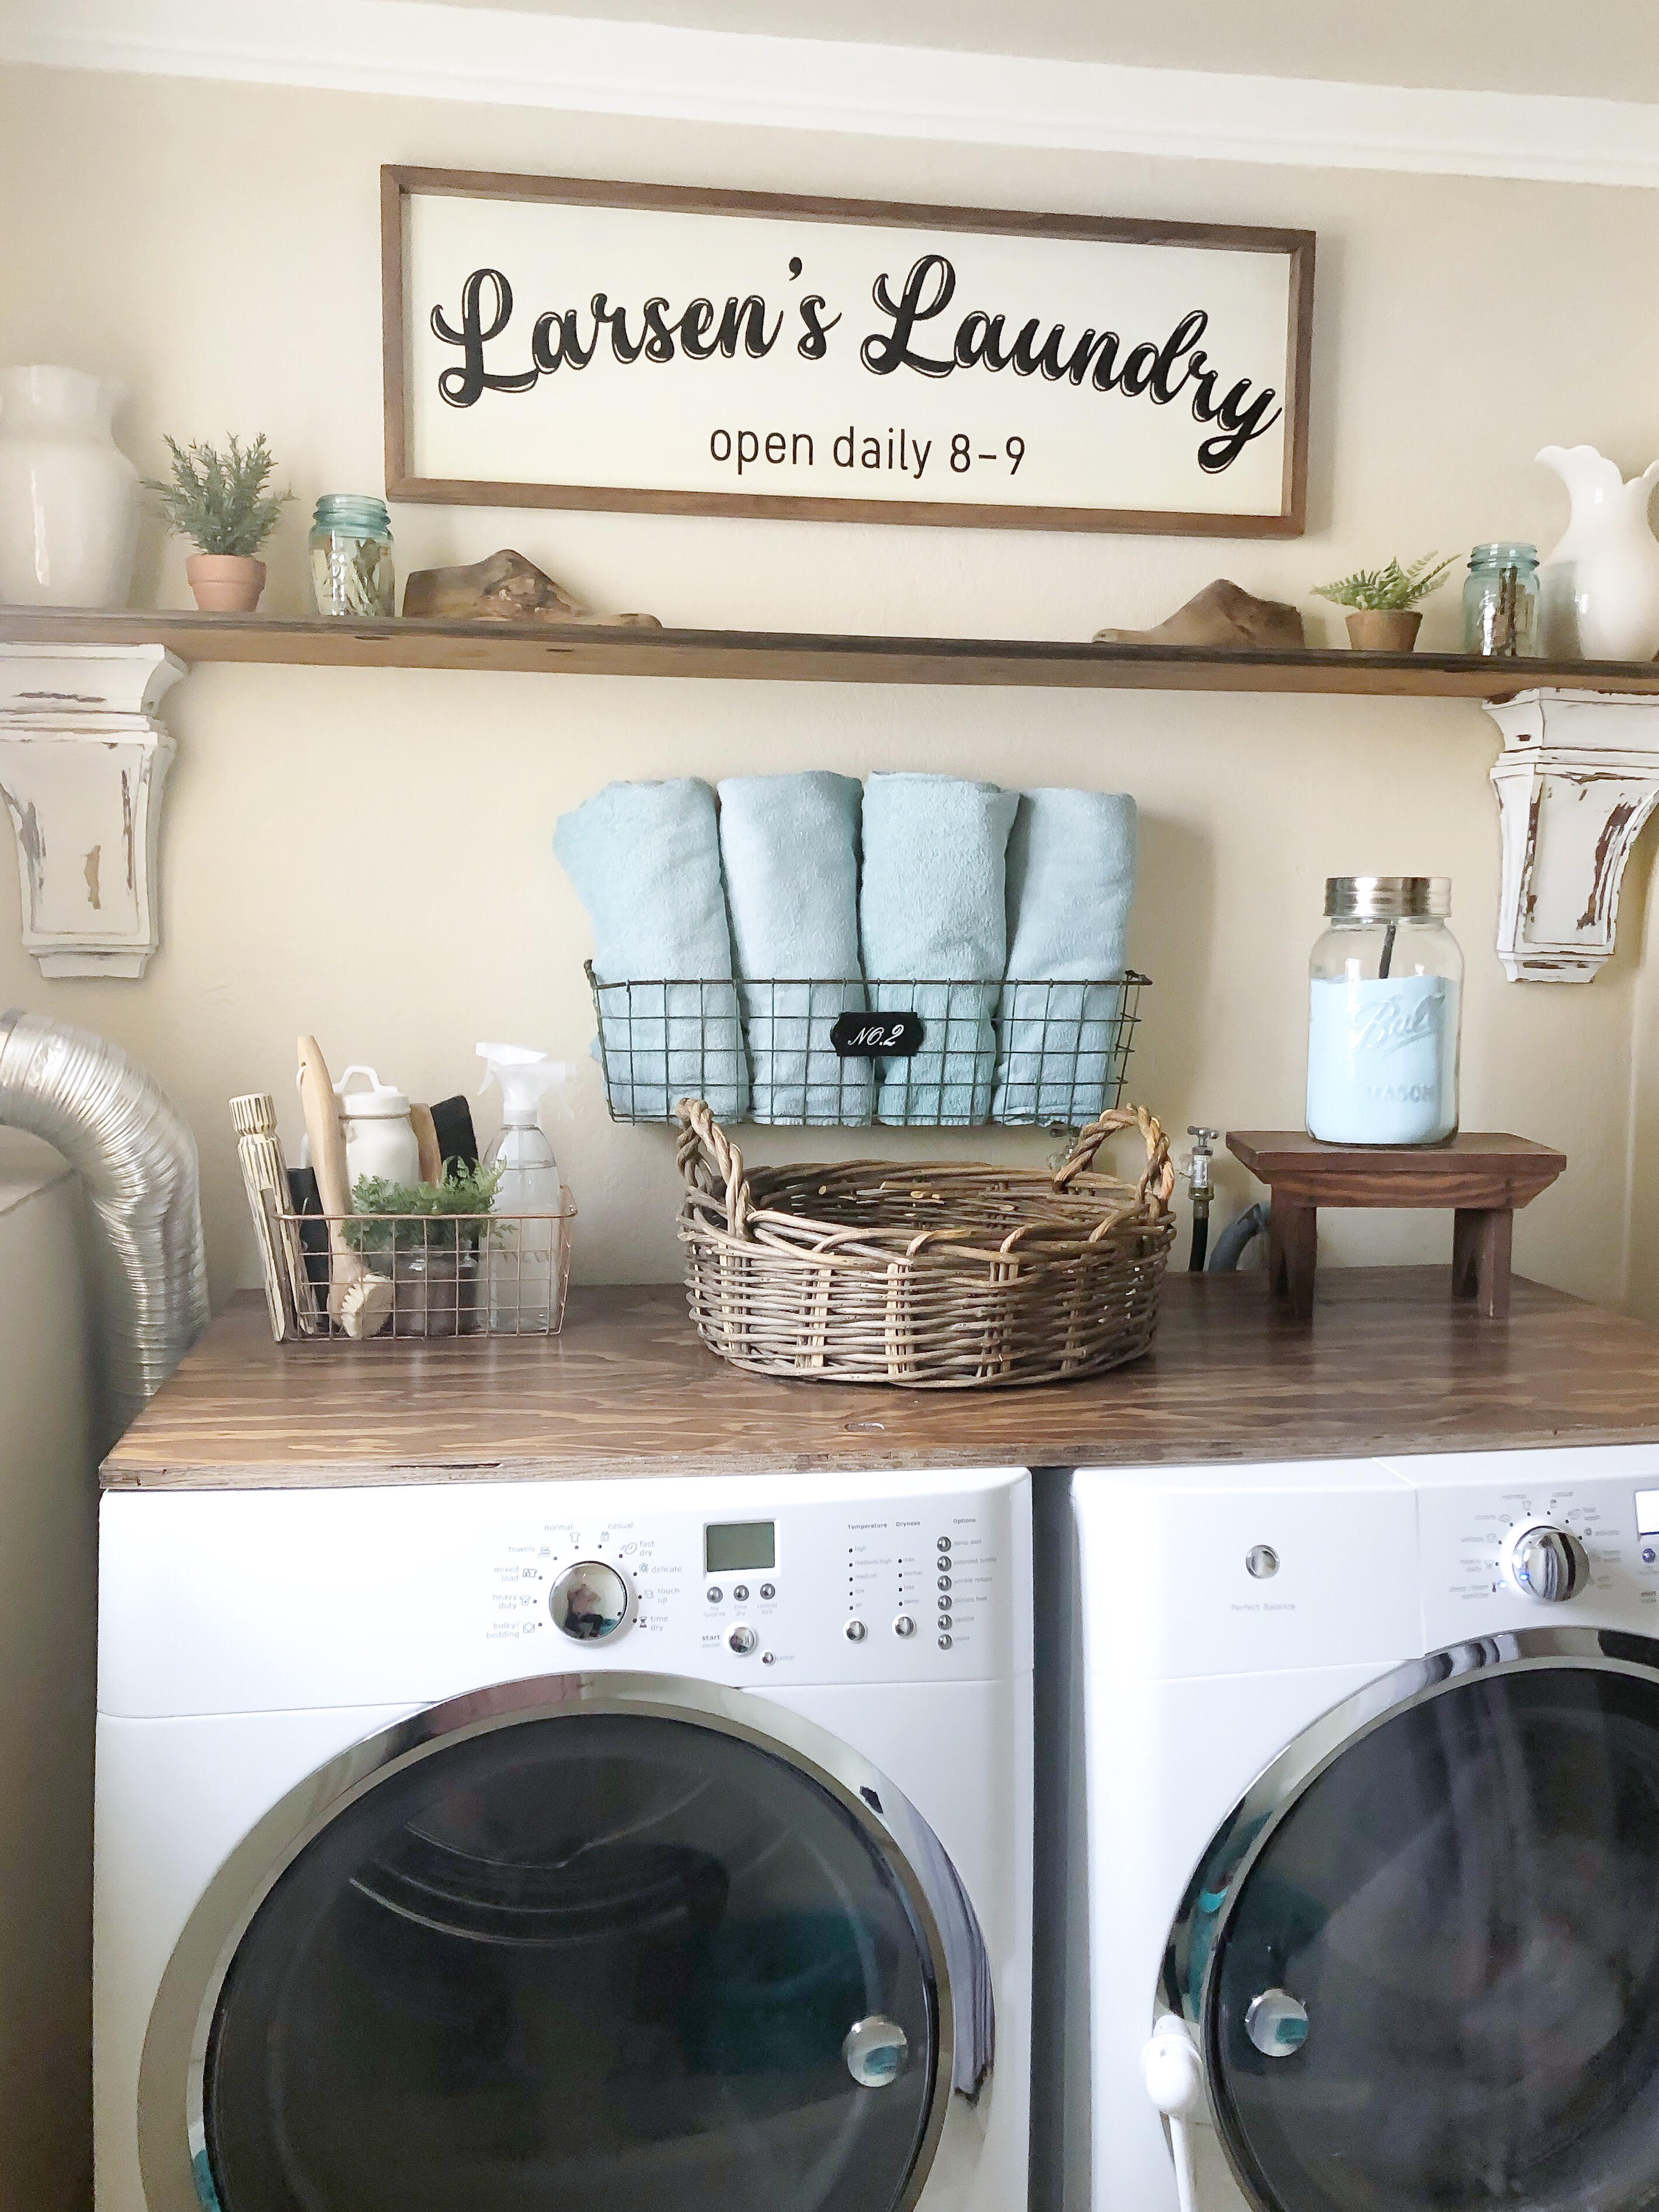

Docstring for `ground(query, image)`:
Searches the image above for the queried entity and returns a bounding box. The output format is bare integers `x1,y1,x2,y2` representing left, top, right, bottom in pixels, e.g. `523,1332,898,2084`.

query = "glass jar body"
1307,916,1463,1145
309,495,395,618
1462,543,1540,658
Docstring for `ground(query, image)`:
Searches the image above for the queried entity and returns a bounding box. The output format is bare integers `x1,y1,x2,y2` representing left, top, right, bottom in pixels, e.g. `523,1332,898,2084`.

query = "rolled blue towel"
859,772,1018,1126
993,789,1138,1126
554,779,749,1120
718,772,871,1125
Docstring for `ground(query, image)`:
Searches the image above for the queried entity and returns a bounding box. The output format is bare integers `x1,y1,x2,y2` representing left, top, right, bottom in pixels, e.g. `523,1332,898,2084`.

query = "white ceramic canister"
297,1065,422,1190
0,365,138,608
335,1067,421,1189
1535,444,1659,662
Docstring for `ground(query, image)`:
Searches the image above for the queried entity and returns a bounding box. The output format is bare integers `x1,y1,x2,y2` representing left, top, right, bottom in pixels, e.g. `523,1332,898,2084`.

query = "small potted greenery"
1312,554,1456,652
142,433,290,613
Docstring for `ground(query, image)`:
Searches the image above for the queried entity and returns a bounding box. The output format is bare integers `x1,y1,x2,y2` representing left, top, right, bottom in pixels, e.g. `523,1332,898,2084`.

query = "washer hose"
0,1011,208,1449
1209,1200,1271,1273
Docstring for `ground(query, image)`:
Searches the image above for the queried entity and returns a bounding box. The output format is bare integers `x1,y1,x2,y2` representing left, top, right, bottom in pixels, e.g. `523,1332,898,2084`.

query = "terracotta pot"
186,553,265,614
1345,608,1422,652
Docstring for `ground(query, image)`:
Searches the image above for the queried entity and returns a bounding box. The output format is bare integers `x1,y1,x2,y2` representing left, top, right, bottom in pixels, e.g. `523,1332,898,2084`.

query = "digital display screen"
705,1521,776,1572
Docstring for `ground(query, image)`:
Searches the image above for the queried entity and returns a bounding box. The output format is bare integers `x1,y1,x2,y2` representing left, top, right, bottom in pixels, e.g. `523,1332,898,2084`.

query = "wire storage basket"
675,1097,1174,1389
259,1196,576,1342
586,964,1149,1130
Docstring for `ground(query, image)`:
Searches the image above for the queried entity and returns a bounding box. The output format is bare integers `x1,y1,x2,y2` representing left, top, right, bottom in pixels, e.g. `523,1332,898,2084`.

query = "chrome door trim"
1157,1626,1659,2212
139,1671,957,2212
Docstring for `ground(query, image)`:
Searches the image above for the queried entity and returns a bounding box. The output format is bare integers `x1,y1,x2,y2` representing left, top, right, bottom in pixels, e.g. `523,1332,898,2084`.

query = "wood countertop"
101,1271,1659,1489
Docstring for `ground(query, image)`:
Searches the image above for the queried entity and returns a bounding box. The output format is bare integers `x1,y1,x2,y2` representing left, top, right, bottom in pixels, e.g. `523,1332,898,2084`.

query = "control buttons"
937,1574,952,1591
893,1614,916,1638
761,1651,776,1665
937,1593,952,1612
733,1584,749,1603
938,1632,954,1650
937,1537,951,1553
1246,1546,1279,1581
845,1619,868,1642
706,1585,723,1604
1644,1548,1657,1567
759,1582,776,1600
728,1623,758,1655
549,1560,632,1643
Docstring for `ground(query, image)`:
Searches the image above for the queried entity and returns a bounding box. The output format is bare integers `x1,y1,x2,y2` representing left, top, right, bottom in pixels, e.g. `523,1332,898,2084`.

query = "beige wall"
1,64,1658,1307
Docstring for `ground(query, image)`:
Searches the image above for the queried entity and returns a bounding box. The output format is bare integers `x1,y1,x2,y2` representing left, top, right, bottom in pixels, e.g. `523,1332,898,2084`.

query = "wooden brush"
297,1034,394,1340
229,1092,314,1339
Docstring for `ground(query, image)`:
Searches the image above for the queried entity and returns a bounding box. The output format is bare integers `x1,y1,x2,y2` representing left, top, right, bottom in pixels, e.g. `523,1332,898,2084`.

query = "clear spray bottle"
477,1043,572,1332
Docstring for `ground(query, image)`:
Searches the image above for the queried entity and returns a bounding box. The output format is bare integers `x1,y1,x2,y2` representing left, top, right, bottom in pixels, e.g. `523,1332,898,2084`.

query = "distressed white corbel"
0,643,182,978
1484,687,1659,982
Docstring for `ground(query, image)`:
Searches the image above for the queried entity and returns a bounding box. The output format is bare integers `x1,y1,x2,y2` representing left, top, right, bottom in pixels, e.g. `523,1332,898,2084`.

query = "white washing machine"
1040,1447,1659,2212
96,1466,1031,2212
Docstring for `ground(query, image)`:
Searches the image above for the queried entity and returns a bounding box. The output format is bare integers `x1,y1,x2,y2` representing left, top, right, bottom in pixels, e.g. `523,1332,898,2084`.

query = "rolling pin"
297,1035,394,1339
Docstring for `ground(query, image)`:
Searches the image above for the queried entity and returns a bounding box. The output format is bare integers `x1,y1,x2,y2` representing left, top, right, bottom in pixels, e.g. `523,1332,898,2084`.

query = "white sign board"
384,169,1314,537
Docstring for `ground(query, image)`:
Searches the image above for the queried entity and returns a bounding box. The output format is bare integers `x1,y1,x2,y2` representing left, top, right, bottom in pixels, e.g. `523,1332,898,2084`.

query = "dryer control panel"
96,1467,1031,1717
485,1480,1020,1682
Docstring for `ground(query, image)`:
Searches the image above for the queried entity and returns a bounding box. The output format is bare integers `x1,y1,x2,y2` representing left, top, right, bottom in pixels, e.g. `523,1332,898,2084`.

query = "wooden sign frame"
382,164,1315,538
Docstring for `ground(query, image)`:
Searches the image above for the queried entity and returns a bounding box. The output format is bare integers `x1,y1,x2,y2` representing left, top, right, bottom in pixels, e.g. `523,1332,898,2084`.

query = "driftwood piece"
1094,579,1305,651
402,550,660,628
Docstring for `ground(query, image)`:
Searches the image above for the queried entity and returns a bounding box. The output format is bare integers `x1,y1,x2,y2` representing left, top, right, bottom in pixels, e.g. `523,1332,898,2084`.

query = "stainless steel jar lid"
1324,875,1451,920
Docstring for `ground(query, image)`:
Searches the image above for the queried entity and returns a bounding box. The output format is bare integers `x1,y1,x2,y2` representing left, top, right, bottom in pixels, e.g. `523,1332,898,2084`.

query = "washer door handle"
843,2015,909,2086
1245,1987,1309,2057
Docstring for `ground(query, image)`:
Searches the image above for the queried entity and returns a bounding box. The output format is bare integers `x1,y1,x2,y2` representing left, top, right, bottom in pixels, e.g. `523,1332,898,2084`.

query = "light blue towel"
718,772,871,1125
554,779,749,1121
859,773,1018,1126
993,789,1138,1126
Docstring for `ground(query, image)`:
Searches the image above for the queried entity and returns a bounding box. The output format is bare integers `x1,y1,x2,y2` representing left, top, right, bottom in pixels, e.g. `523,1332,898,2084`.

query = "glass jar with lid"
1462,543,1540,658
308,494,395,618
1307,877,1462,1146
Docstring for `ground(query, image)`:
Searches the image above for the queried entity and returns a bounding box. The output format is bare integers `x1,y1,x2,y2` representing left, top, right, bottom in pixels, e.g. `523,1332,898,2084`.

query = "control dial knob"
549,1560,633,1641
1504,1523,1590,1605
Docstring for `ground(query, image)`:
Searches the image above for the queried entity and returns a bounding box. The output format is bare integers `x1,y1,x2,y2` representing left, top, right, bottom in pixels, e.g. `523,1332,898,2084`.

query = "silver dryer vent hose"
0,1010,208,1449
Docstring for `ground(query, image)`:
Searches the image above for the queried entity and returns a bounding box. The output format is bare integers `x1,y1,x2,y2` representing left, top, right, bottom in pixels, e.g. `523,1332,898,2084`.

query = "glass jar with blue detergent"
308,494,395,617
1307,876,1461,1145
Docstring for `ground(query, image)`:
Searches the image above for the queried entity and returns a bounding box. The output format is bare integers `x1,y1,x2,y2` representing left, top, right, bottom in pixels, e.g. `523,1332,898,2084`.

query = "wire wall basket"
586,964,1150,1131
258,1197,576,1343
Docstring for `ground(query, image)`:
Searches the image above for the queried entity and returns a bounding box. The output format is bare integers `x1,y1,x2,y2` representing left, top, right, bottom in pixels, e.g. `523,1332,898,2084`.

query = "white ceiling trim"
6,0,1658,189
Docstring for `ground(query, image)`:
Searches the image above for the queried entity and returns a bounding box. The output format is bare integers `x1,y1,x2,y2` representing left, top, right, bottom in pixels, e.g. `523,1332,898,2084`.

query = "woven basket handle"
675,1097,753,1236
1052,1105,1175,1220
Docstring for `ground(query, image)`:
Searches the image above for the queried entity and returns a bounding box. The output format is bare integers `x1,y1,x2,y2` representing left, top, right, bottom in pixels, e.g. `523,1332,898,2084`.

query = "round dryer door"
1164,1629,1659,2212
152,1678,969,2212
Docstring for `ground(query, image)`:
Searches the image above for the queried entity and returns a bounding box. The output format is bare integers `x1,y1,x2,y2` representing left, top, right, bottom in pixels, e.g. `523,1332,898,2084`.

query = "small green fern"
1312,553,1456,612
142,433,290,557
345,1161,506,1254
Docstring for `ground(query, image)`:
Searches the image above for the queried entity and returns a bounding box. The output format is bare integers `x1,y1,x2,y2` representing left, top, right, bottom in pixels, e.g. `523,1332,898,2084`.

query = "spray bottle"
477,1043,573,1332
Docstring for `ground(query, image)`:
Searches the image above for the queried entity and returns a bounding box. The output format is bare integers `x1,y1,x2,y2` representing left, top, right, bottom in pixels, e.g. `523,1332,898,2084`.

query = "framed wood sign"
382,166,1315,537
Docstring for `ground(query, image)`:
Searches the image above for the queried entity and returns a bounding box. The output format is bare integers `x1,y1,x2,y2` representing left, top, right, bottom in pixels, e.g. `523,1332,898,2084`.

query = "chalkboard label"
831,1010,926,1058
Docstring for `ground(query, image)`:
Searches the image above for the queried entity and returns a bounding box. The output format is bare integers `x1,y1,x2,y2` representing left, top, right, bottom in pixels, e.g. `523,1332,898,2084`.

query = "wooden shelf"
5,607,1658,696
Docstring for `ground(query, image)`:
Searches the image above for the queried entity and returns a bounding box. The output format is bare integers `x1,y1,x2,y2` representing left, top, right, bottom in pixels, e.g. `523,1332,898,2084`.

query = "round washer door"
145,1677,959,2212
1165,1631,1659,2212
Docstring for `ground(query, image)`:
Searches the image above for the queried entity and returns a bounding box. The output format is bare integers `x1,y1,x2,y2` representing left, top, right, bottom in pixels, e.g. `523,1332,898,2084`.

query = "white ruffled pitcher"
1536,443,1659,663
0,365,138,609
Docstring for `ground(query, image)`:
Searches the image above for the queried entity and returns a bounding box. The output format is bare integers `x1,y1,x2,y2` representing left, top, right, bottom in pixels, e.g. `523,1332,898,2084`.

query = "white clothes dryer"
1040,1447,1659,2212
96,1466,1031,2212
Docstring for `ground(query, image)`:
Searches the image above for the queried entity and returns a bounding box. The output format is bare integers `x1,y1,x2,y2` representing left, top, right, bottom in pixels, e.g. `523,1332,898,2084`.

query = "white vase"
1536,443,1659,662
0,365,138,609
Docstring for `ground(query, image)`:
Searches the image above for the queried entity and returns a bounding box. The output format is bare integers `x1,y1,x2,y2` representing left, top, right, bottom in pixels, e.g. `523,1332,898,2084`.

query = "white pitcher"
1536,443,1659,662
0,365,138,608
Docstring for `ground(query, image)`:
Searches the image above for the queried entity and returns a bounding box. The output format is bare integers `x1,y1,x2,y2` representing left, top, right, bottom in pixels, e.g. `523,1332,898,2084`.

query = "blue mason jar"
308,494,395,618
1462,543,1540,658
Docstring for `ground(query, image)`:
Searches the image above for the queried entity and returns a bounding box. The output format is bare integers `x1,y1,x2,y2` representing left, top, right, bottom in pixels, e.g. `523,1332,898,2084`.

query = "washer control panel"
484,1473,1026,1681
1410,1454,1659,1645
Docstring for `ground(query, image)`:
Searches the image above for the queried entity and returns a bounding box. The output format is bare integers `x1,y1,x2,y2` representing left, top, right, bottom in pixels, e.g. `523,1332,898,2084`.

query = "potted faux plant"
1312,554,1456,651
142,433,290,613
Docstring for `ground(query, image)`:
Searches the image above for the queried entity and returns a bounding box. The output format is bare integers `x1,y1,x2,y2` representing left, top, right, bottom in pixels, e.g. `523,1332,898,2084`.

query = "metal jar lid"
1324,875,1451,920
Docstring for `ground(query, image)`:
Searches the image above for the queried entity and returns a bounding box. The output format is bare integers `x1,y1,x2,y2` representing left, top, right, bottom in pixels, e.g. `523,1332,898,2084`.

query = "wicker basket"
674,1096,1175,1389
